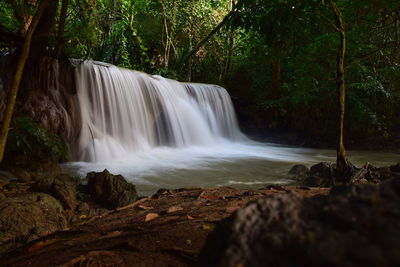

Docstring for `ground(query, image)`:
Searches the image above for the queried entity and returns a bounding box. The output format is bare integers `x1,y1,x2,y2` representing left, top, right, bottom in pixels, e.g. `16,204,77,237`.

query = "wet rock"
0,193,67,253
294,162,337,187
390,163,400,173
351,163,397,184
375,167,392,181
310,162,336,177
86,169,138,209
32,174,78,210
152,188,174,199
199,178,400,267
0,171,18,188
302,175,333,187
288,164,309,180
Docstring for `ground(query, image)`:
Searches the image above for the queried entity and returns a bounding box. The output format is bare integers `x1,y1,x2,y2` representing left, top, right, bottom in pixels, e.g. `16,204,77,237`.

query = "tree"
0,0,48,162
328,0,349,172
56,0,70,58
232,0,355,172
181,7,237,67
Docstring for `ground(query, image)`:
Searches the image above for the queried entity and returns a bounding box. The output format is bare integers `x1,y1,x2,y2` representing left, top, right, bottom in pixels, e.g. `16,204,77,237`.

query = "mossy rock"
0,193,68,253
86,169,138,209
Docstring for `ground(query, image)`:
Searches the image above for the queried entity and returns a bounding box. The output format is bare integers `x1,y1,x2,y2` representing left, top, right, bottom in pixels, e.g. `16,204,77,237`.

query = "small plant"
76,184,89,201
5,116,68,163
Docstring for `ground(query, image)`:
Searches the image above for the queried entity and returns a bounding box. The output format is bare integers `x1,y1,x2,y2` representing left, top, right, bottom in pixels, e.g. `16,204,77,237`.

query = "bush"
4,116,68,165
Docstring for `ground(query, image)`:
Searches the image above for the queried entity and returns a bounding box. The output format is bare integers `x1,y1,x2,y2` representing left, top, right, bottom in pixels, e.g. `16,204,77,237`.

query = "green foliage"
76,185,88,201
225,0,400,145
0,1,19,32
0,0,399,147
5,117,68,163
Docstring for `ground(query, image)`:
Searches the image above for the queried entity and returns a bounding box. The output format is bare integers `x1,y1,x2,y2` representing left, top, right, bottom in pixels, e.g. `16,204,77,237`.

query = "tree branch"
181,10,236,66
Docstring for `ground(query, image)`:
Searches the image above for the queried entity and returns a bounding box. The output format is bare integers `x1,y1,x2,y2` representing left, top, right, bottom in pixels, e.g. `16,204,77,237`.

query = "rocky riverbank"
0,163,400,266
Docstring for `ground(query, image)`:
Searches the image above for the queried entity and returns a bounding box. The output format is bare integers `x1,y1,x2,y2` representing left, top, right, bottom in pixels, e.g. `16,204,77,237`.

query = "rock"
0,193,67,253
32,174,78,210
390,163,400,173
310,162,335,177
77,202,90,212
86,169,138,209
376,167,392,181
288,164,309,180
299,162,338,187
199,178,400,267
302,175,329,187
152,188,173,199
0,193,5,201
14,170,32,183
0,171,18,188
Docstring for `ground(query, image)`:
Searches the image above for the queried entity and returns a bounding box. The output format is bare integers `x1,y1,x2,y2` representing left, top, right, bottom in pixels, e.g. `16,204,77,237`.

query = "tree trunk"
221,0,236,83
328,0,348,172
271,60,281,99
161,0,170,67
0,0,48,162
182,10,235,66
29,0,58,62
56,0,70,58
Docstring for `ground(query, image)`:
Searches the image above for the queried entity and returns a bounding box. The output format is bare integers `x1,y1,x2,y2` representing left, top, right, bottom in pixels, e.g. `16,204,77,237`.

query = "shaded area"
199,178,400,267
0,186,327,266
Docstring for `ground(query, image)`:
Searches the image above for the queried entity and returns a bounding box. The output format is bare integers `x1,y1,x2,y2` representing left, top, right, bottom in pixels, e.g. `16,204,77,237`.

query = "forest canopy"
0,0,399,149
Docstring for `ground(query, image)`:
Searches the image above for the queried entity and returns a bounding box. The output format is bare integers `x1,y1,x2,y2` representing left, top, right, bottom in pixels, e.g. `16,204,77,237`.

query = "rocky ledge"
289,162,400,187
199,177,400,267
0,164,399,266
0,169,138,254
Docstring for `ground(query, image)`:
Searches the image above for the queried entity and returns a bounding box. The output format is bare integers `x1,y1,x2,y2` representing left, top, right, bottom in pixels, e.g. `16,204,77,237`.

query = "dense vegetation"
0,0,399,151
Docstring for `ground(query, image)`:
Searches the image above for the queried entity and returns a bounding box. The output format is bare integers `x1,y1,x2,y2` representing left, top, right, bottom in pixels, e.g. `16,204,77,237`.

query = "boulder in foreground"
0,193,68,253
86,169,138,209
199,178,400,267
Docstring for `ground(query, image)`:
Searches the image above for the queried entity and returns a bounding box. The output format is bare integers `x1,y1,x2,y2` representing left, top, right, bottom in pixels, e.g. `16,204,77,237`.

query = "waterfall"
75,61,245,162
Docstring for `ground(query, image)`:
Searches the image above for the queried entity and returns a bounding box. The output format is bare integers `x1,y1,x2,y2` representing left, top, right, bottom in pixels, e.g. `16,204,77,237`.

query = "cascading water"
64,60,400,196
75,61,245,162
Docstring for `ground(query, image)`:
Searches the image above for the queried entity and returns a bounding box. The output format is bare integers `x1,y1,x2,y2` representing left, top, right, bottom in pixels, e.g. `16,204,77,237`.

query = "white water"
64,61,400,195
74,61,245,162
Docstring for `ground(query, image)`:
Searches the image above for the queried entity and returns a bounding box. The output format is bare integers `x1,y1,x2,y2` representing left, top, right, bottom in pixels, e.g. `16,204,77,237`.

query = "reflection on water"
63,141,400,196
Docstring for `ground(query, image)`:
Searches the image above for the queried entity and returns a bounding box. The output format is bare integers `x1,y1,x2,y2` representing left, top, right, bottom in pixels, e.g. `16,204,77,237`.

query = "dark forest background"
1,0,399,150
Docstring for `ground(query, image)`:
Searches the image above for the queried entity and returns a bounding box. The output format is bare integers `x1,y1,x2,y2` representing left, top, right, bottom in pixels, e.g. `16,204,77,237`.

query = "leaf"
138,205,153,210
27,239,57,253
101,231,122,239
145,213,159,222
226,207,239,213
167,206,183,213
200,224,210,231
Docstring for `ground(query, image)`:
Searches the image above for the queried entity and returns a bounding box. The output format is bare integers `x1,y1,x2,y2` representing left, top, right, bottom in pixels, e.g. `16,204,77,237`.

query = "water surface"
63,141,400,196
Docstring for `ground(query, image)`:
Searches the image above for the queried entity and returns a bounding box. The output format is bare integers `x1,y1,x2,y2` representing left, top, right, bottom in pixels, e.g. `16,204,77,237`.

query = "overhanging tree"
0,0,48,162
328,0,349,172
234,0,353,172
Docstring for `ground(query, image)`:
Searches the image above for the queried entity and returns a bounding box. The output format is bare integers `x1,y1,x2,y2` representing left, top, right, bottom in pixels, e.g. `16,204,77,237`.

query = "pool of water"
63,141,400,196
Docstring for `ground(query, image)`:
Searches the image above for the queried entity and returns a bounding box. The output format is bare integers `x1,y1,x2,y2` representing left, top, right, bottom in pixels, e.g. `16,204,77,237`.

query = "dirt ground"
0,186,328,267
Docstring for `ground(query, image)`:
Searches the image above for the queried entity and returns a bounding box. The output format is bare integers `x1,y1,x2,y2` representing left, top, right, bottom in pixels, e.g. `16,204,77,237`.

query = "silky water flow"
63,61,400,195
